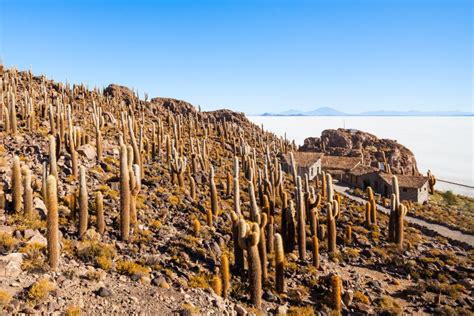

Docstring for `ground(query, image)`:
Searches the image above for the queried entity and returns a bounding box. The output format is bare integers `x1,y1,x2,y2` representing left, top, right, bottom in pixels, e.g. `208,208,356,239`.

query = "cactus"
95,191,105,235
129,164,141,228
189,175,196,201
192,217,201,236
312,235,319,269
78,166,88,237
281,200,296,253
22,166,33,218
238,220,262,308
258,213,268,284
427,170,436,194
331,274,342,313
327,201,339,255
307,192,320,237
365,202,372,226
209,166,219,216
212,275,222,296
231,212,244,272
247,169,260,223
388,194,397,242
389,176,401,242
296,176,306,260
0,189,5,211
274,233,286,294
221,254,230,299
49,135,58,180
395,204,408,250
46,175,59,270
206,208,213,227
267,215,274,254
326,173,334,202
11,156,22,213
119,144,131,241
344,224,352,244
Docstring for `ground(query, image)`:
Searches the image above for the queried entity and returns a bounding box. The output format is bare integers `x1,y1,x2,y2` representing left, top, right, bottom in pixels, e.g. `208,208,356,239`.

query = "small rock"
152,276,170,289
77,144,97,160
0,253,23,278
97,287,112,297
343,290,353,307
276,304,288,315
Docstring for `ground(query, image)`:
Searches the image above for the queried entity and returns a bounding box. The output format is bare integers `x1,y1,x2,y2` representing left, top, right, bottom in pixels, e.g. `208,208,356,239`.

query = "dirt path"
333,183,474,247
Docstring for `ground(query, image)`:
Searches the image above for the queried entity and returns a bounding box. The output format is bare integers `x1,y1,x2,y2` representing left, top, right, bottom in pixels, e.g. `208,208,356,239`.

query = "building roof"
281,152,324,168
378,172,429,189
348,165,379,176
321,156,362,171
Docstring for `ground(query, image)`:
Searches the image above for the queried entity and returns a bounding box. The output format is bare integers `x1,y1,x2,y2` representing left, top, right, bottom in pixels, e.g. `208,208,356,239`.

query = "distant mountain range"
261,107,473,117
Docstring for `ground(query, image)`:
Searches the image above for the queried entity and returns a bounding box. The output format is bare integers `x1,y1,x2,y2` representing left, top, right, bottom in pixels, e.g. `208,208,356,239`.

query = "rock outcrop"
103,84,136,105
150,97,197,115
300,128,419,175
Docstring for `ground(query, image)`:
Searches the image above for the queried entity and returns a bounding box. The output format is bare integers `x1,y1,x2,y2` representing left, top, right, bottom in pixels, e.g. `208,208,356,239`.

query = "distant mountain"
261,107,473,117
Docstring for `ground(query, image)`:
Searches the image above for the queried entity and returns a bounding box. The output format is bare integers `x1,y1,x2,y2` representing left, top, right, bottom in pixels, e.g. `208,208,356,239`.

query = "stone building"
321,156,363,180
346,167,429,203
280,152,323,180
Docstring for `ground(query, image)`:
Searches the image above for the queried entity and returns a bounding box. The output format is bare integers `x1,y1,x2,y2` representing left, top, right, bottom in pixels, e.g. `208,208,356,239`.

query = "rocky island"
0,67,472,315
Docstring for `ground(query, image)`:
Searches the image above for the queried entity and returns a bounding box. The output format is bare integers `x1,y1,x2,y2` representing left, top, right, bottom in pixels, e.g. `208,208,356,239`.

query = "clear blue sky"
1,0,472,114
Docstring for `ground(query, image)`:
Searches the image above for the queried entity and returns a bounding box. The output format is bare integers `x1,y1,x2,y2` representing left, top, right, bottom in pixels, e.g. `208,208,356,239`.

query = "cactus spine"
46,175,59,270
12,156,22,213
274,233,286,294
78,166,88,237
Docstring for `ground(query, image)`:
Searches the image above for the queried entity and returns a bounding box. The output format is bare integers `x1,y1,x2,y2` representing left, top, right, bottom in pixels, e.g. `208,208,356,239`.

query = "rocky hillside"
0,67,472,315
300,129,420,175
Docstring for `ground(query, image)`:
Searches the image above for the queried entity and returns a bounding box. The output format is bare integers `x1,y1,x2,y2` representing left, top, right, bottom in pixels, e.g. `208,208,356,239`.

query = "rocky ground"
0,67,473,315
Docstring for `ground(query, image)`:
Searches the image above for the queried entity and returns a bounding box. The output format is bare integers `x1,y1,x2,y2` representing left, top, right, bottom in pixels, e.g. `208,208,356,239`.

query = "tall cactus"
209,166,219,216
327,201,339,255
78,166,88,237
221,254,230,299
258,213,268,284
22,166,33,218
95,191,105,235
49,135,58,180
312,235,319,269
46,175,59,270
389,175,400,242
130,164,141,228
331,274,342,314
281,200,296,253
231,212,245,272
238,220,262,309
119,144,130,241
274,233,286,294
395,204,408,250
11,156,22,213
427,170,436,194
296,176,306,260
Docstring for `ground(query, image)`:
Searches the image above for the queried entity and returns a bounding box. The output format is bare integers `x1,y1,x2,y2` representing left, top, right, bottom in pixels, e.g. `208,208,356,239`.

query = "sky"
0,0,472,114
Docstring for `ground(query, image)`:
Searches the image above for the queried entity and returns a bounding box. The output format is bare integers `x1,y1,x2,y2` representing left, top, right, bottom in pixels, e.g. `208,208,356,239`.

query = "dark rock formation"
150,97,197,115
300,128,419,175
104,84,136,105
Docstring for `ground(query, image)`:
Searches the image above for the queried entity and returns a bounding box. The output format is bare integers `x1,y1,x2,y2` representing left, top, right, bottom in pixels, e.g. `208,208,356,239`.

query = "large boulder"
300,128,419,175
103,84,136,105
150,97,197,116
